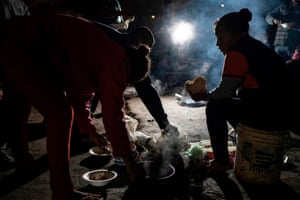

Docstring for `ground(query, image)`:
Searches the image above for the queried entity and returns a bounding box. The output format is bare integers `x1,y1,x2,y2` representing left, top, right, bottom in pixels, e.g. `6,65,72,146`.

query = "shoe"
161,124,179,138
228,127,237,145
208,158,234,172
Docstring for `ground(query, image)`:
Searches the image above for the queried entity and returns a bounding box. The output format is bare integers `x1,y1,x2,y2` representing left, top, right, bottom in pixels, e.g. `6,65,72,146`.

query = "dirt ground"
1,87,300,200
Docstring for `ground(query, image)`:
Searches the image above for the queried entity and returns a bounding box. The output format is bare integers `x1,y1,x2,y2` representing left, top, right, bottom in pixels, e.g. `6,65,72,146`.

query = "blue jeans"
274,46,292,61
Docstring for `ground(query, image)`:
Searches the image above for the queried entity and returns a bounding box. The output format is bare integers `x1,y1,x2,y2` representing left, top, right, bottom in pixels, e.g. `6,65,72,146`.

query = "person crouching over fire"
0,12,150,200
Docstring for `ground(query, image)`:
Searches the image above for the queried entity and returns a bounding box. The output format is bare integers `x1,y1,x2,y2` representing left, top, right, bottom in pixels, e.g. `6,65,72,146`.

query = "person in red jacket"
0,12,150,200
61,0,179,157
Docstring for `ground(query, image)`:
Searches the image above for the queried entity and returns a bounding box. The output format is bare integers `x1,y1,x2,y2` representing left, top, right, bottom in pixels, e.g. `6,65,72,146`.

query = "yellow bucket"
234,124,289,185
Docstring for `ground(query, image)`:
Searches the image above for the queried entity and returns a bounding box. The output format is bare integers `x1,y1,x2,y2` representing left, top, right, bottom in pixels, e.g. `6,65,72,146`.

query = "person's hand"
89,132,112,154
111,16,135,31
189,90,208,101
273,19,282,25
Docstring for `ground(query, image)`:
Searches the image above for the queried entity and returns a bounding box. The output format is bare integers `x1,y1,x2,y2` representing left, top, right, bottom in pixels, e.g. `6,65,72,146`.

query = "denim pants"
275,45,292,61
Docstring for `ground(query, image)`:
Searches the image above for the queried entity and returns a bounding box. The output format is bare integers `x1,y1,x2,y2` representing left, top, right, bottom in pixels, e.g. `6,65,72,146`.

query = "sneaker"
228,128,237,145
161,124,179,138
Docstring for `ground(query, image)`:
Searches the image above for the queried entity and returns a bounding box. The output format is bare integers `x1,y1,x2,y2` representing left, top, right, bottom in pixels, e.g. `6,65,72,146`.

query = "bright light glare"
171,21,194,45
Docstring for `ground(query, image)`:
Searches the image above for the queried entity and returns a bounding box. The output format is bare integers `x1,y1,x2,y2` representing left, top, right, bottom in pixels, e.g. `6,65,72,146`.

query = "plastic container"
234,124,289,185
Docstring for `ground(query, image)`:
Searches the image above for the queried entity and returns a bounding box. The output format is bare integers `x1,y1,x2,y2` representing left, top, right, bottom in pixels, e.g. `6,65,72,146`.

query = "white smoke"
153,0,282,91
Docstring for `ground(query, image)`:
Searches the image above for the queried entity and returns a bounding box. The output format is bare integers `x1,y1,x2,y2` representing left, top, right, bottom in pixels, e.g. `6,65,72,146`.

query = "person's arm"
98,55,131,157
67,92,96,134
67,92,111,152
134,76,169,129
99,78,146,181
208,78,241,99
208,51,247,100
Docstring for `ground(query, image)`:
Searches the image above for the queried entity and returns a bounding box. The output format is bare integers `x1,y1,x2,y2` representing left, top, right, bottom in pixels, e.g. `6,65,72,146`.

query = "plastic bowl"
89,146,112,157
82,169,117,187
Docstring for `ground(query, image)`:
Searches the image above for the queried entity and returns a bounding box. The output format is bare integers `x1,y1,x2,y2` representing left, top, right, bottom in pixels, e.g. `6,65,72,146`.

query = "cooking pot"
122,153,189,200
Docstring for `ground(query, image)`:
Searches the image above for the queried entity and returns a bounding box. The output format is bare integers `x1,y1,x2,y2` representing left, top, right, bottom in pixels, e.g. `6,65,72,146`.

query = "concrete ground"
0,93,300,200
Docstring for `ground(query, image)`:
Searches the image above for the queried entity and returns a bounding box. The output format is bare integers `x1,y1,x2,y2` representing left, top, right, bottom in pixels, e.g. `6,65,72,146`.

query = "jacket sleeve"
98,77,132,158
208,51,246,99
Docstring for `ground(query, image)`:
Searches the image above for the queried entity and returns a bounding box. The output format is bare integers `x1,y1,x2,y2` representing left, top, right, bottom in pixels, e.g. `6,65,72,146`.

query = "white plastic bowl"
89,146,112,157
82,169,118,187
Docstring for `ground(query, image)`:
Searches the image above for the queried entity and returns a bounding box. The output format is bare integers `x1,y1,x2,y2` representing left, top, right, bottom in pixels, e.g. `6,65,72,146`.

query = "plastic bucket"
234,124,289,185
